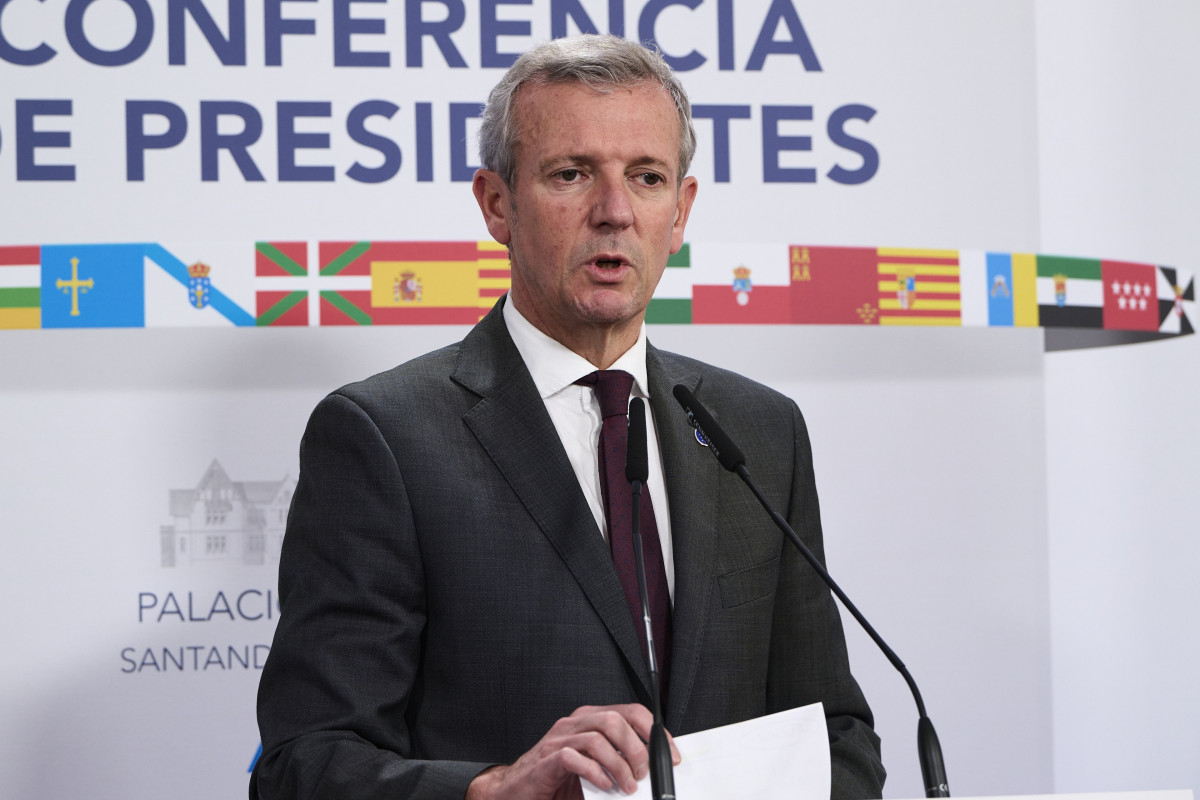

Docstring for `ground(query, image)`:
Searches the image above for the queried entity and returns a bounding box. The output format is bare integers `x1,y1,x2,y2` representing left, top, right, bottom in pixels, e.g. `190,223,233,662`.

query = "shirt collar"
502,295,650,400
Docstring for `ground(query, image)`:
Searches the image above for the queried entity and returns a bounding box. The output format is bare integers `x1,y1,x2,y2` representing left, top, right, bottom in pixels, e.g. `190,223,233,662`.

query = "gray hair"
478,35,697,187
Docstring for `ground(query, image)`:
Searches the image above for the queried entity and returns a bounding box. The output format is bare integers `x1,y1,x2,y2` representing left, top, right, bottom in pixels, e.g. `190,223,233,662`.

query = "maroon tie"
576,370,671,701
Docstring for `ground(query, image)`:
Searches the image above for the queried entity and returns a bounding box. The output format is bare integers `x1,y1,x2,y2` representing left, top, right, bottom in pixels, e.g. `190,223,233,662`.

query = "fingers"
560,707,649,792
469,703,678,800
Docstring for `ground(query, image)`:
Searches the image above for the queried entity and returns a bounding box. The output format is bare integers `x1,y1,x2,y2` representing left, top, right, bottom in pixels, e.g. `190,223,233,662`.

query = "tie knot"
576,370,635,419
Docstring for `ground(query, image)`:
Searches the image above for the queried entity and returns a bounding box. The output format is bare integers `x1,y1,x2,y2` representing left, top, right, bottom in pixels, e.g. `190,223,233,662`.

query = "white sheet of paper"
581,702,830,800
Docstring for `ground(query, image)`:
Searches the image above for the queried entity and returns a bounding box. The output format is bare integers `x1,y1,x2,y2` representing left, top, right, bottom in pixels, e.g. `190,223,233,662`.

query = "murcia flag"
0,246,41,329
790,246,881,325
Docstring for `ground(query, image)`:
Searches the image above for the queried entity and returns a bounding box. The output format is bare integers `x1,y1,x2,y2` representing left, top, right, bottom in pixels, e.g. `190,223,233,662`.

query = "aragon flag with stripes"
318,241,510,325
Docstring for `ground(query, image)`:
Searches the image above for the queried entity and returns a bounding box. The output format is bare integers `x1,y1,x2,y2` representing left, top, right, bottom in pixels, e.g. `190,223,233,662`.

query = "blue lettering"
746,0,821,71
334,0,388,67
204,646,225,669
638,0,704,71
126,100,187,180
691,104,750,183
826,103,878,185
237,589,263,620
209,590,236,621
162,647,185,670
228,645,250,669
200,100,264,181
762,104,814,183
415,101,433,182
158,591,185,622
480,0,529,69
255,644,271,667
120,647,137,673
717,0,733,70
0,0,55,65
265,0,316,67
65,0,153,67
449,101,482,181
138,591,158,622
346,100,401,183
277,101,334,182
187,644,204,668
188,591,205,621
549,0,624,37
168,0,246,66
405,0,466,68
139,647,161,671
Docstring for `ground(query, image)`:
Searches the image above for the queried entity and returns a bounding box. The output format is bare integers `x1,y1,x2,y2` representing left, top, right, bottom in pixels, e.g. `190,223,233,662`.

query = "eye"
636,172,665,187
556,168,581,182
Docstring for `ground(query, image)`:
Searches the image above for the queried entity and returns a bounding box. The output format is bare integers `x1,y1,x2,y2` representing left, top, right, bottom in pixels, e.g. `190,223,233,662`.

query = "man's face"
474,80,697,347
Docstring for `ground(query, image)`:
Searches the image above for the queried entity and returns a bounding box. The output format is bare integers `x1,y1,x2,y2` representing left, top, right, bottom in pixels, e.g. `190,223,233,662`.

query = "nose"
588,173,634,230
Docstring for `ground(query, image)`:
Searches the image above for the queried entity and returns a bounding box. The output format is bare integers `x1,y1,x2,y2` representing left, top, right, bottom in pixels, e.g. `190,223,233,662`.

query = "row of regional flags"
1,242,1193,338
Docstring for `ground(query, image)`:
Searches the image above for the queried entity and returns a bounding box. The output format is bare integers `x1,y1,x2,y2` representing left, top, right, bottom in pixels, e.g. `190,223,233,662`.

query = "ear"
473,169,513,246
670,175,698,254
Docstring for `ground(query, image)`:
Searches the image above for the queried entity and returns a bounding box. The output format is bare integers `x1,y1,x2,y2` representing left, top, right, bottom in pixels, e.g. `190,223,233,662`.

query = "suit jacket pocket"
717,556,780,609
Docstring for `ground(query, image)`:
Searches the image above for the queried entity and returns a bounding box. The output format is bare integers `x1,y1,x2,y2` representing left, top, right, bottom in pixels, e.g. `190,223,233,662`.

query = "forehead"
510,80,681,170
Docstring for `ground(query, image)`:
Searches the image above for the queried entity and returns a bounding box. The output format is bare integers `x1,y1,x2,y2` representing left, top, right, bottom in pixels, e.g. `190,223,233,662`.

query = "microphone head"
671,384,746,472
625,397,650,483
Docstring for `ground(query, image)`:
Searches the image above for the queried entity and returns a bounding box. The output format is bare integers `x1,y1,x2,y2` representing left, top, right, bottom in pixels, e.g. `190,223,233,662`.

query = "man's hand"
465,704,681,800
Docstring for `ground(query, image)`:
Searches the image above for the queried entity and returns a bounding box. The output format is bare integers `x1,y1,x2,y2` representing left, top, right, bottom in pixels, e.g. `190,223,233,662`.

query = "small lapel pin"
695,428,710,447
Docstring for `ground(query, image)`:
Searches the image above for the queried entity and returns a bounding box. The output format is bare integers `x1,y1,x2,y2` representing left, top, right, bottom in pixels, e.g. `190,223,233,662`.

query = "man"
253,35,884,800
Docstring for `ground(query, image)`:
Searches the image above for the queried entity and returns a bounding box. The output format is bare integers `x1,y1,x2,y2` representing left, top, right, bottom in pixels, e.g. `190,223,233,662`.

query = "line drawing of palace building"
160,460,295,567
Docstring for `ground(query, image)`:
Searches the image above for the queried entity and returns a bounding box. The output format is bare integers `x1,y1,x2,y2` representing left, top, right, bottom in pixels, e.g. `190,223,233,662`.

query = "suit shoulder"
653,348,799,414
329,340,465,412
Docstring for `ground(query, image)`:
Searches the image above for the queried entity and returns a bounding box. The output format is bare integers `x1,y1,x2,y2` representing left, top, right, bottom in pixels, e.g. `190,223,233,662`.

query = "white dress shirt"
503,298,676,602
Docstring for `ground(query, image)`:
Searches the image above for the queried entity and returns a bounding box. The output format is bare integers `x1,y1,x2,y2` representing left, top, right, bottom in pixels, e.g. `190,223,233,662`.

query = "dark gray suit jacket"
253,299,884,799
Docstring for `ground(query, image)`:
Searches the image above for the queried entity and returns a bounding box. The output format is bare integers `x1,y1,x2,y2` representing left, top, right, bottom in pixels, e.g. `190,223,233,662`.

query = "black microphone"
672,384,951,798
625,398,675,800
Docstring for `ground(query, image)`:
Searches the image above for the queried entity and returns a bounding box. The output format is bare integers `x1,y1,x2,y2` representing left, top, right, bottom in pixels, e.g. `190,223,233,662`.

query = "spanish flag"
318,241,511,325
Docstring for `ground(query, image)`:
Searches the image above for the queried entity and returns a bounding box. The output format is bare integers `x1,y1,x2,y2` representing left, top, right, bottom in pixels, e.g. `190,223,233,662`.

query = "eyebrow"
537,154,675,174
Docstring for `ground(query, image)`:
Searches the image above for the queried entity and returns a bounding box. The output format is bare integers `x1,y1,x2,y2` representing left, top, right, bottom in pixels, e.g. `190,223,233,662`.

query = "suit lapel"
647,347,720,730
452,303,653,700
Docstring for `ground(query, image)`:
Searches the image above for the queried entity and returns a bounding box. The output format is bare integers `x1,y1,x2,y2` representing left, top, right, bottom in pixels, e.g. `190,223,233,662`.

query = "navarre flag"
1157,267,1195,335
0,246,41,329
255,242,310,326
959,251,1038,327
876,248,961,326
646,244,692,323
690,243,790,324
41,244,146,328
790,245,881,325
1036,255,1103,328
1102,260,1159,331
318,241,510,325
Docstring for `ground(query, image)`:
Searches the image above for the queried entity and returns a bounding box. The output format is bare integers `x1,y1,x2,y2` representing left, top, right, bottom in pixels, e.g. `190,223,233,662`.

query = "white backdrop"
0,1,1195,798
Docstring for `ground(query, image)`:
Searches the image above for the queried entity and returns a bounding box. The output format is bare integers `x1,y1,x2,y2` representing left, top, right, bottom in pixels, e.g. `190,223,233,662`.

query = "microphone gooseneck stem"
672,384,949,797
734,463,948,796
626,397,675,800
631,481,675,800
